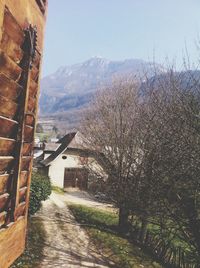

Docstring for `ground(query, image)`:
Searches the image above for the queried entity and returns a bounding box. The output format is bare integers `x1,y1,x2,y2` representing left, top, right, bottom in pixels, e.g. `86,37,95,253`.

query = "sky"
42,0,200,77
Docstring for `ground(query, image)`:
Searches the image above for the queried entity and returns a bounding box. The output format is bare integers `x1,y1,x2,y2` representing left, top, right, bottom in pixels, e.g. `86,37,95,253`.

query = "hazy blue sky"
42,0,200,76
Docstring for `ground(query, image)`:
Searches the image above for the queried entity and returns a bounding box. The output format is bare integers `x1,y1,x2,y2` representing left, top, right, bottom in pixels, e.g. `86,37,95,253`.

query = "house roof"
41,132,77,166
41,131,111,175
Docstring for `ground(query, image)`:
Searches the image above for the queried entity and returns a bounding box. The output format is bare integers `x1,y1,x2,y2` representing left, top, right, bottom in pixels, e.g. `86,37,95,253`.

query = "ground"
35,191,113,268
19,190,162,268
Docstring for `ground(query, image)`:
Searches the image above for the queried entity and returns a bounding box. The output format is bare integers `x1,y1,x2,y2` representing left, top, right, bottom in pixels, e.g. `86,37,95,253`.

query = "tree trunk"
118,205,129,233
139,217,148,243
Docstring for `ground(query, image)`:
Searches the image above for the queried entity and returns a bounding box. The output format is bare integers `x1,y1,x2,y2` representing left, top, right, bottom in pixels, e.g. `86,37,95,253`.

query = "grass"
69,204,163,268
52,185,65,194
131,215,193,253
11,217,46,268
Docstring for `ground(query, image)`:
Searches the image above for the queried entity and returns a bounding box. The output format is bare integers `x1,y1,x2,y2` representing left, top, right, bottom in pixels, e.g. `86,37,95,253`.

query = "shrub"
29,172,51,215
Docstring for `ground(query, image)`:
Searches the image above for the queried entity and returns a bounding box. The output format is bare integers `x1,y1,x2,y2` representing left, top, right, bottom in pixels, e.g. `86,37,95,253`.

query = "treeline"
82,67,200,266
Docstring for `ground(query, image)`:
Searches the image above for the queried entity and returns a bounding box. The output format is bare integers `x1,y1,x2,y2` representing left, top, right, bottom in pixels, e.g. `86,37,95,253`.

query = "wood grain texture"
34,50,41,69
0,218,26,268
0,73,22,100
0,50,22,81
22,143,32,156
0,138,15,156
0,95,18,119
0,156,14,172
25,114,34,126
28,96,36,113
0,174,9,194
0,193,9,212
1,32,23,63
29,79,38,98
5,0,47,49
0,211,7,227
31,65,39,81
2,7,24,46
19,187,27,202
0,116,18,138
14,202,26,219
21,156,31,171
24,125,34,143
19,171,28,188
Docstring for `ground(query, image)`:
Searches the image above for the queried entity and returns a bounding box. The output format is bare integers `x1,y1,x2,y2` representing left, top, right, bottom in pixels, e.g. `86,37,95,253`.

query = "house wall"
48,152,106,189
48,153,82,188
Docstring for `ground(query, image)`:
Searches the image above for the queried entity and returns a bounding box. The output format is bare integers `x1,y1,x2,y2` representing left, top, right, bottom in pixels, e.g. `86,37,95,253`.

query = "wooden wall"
0,1,47,267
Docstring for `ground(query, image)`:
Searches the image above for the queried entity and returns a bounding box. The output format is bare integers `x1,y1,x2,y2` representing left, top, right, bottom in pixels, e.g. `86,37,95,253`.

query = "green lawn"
11,217,46,268
52,185,65,194
69,204,163,268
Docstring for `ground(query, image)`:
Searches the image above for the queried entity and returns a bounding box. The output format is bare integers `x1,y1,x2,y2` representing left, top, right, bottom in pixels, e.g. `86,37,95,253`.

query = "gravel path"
36,192,111,268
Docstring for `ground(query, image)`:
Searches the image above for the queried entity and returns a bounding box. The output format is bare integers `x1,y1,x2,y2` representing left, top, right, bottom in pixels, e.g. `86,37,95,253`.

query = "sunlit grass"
52,185,65,194
69,204,163,268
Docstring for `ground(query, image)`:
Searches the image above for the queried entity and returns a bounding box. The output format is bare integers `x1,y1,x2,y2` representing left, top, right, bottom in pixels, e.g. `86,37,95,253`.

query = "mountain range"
39,57,161,115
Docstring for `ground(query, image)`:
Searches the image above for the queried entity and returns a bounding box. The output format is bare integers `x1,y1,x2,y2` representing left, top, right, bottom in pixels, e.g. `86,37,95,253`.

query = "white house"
41,132,107,190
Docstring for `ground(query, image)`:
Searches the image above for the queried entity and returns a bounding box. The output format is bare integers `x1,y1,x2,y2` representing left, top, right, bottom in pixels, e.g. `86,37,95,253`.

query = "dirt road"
36,192,112,268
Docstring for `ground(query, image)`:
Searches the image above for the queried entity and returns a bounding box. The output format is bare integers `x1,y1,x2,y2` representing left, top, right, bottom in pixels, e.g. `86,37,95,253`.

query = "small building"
41,132,106,190
34,137,45,159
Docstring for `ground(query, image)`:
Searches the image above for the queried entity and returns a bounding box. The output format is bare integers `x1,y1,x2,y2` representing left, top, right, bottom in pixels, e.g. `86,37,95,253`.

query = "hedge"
29,172,51,215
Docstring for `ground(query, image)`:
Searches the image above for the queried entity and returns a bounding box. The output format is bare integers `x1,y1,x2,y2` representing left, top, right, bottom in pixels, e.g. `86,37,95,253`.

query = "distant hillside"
39,57,161,115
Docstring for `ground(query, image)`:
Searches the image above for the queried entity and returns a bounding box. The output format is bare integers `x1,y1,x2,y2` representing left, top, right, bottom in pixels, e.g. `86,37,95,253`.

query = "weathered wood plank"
25,114,34,126
0,193,9,212
0,95,18,119
0,50,22,81
14,202,26,219
0,174,9,194
0,211,7,227
0,156,14,172
0,218,26,268
29,79,38,98
22,143,32,156
3,7,24,46
0,116,18,138
1,32,23,63
28,96,36,113
31,65,39,81
21,156,31,171
19,171,28,188
24,125,34,143
19,187,27,202
0,73,22,100
0,138,15,156
33,50,41,68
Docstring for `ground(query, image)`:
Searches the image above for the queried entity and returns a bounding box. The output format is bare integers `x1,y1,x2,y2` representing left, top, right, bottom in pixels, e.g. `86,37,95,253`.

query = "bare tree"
81,78,143,232
140,68,200,260
81,67,200,262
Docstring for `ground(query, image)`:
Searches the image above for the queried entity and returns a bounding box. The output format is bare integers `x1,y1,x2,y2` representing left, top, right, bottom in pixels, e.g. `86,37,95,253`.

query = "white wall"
48,153,106,188
48,153,82,188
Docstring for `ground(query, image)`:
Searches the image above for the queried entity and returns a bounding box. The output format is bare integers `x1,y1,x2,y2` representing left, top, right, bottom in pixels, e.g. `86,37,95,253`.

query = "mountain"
39,57,161,115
